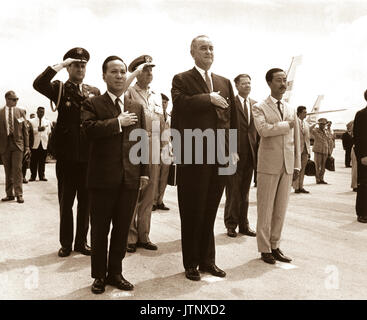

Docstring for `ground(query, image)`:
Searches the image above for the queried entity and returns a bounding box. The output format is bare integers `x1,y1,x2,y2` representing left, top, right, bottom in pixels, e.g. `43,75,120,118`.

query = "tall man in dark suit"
0,91,30,203
353,89,367,223
171,35,237,281
224,74,257,238
82,56,150,294
33,48,100,258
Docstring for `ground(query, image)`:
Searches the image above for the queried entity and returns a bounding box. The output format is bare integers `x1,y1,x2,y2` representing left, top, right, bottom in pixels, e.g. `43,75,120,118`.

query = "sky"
1,0,367,128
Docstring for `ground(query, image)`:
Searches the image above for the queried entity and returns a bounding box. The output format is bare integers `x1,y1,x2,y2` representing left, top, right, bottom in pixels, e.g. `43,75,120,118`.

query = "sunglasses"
8,98,19,101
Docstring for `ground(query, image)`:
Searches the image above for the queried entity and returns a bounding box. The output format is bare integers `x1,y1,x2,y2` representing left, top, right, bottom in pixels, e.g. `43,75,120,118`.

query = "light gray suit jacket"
252,96,301,175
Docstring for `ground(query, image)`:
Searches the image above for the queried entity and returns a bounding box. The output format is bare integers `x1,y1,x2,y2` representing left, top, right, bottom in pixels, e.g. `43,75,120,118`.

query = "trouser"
345,147,352,167
314,152,328,183
153,163,170,206
1,136,23,197
30,144,47,179
56,159,89,249
128,163,160,244
224,152,253,230
90,186,138,279
351,147,357,189
256,166,292,253
177,164,226,269
292,150,309,190
356,160,367,218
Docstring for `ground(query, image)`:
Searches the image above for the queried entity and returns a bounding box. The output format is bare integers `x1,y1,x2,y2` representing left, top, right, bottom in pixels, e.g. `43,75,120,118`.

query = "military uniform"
311,123,329,183
33,48,100,253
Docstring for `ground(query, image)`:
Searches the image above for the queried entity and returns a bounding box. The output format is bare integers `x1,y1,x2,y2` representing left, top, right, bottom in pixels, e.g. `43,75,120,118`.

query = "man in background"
0,91,30,203
342,122,353,168
29,106,51,182
311,118,329,184
224,74,257,238
292,106,311,194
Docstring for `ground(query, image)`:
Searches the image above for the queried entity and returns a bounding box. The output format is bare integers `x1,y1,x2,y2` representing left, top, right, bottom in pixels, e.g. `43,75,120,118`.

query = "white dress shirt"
107,91,124,132
237,95,251,125
194,65,213,91
30,117,51,149
269,95,284,118
4,106,13,136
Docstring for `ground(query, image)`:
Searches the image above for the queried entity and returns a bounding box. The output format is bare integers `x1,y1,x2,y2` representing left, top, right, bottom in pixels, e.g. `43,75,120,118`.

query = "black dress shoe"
238,227,256,237
91,278,105,294
29,177,36,182
137,241,158,250
271,248,292,263
185,268,201,281
1,196,15,201
353,188,358,192
294,189,301,193
199,264,226,277
299,188,310,194
74,243,91,256
127,243,137,253
261,252,276,264
106,274,134,291
39,177,48,181
23,178,28,184
157,203,170,210
58,246,72,257
152,205,157,211
320,181,328,184
357,216,367,223
227,228,237,238
16,196,24,203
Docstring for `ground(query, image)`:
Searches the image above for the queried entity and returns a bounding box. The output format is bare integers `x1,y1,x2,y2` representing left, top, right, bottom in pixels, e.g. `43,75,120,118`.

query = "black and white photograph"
0,0,367,306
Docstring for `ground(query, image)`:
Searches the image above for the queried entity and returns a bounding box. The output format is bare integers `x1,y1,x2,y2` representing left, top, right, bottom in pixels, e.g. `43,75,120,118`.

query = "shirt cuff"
117,118,122,132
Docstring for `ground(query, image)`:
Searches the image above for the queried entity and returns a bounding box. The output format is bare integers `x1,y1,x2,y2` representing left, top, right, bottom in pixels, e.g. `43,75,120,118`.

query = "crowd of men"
1,34,366,295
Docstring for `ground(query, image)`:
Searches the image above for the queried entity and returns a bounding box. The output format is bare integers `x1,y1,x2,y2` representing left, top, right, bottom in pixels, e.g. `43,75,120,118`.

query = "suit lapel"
0,108,6,134
236,95,248,125
102,92,119,117
191,68,210,93
265,96,282,121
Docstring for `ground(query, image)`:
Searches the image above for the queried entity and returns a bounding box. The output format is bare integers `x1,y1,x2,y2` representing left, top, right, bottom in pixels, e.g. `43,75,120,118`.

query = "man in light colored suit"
292,106,311,193
252,68,301,264
0,91,30,204
29,106,51,181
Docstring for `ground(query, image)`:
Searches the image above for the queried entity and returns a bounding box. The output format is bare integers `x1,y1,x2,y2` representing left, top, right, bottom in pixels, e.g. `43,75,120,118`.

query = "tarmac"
0,140,366,300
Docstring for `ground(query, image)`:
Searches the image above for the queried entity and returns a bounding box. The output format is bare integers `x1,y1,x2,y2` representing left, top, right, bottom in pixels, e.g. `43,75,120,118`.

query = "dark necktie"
205,71,213,92
115,97,122,114
277,100,283,119
76,84,82,95
8,107,13,135
243,99,249,124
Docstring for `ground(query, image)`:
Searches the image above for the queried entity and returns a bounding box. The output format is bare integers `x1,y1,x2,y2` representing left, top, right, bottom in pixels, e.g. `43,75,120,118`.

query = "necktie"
8,107,13,135
243,100,250,125
277,100,283,119
76,84,82,95
39,117,42,127
115,97,122,114
205,71,213,92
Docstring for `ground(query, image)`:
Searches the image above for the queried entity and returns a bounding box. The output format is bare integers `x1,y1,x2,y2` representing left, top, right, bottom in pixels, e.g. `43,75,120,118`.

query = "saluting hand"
210,91,229,109
62,58,87,68
118,111,138,127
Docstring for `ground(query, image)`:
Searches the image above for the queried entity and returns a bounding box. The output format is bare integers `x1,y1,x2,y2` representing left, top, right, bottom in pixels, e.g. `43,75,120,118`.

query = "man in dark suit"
0,91,30,203
224,74,257,238
342,123,353,168
82,56,150,294
33,48,100,258
353,89,367,223
171,35,237,281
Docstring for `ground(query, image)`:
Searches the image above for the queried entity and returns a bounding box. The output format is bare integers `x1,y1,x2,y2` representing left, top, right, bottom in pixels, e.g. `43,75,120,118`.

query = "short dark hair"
5,91,16,99
102,56,126,73
297,106,307,114
265,68,284,83
364,89,367,101
161,93,169,101
37,106,45,111
234,74,251,84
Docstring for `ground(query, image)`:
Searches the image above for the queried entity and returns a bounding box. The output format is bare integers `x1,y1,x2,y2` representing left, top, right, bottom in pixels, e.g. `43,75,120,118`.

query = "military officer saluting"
33,47,100,258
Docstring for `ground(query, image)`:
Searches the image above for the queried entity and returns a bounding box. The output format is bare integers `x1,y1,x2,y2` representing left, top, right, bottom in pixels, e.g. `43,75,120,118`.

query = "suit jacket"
234,95,258,168
342,131,353,150
33,66,100,162
30,117,52,149
252,96,301,175
171,67,237,166
298,118,311,154
353,106,367,160
0,107,29,154
311,127,329,154
82,92,149,189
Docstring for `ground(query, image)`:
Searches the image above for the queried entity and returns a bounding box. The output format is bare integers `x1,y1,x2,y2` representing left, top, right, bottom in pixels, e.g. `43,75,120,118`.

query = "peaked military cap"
318,118,328,124
63,47,90,62
128,55,155,73
161,93,169,101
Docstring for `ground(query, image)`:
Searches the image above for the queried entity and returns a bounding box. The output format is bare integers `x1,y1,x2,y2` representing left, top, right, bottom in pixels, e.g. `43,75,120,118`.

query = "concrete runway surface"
0,140,366,300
